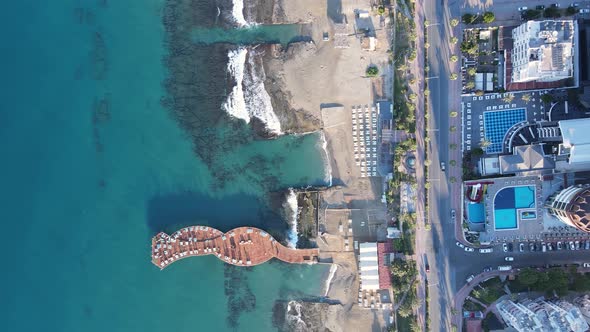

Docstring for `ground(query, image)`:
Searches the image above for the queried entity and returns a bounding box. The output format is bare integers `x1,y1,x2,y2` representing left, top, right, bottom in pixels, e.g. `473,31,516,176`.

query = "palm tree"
449,110,458,117
450,36,458,44
449,160,457,166
502,94,515,103
480,139,492,149
450,18,459,27
450,55,459,62
450,73,458,80
450,126,457,132
521,94,531,103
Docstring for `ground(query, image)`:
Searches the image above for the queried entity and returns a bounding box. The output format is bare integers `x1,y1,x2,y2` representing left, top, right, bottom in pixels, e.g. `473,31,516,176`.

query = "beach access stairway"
151,226,319,270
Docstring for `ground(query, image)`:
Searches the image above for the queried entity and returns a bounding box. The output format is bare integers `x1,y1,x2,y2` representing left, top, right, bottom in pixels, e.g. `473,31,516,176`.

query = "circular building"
546,184,590,233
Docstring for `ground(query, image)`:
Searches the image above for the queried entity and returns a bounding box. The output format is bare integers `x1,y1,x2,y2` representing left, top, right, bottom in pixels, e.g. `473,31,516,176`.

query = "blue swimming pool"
493,186,536,230
484,108,527,154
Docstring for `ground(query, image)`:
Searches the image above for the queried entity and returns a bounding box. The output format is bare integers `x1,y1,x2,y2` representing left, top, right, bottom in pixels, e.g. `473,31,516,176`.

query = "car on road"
466,274,475,283
585,241,590,250
548,243,553,251
479,248,493,253
503,243,508,252
451,209,456,223
425,264,430,273
441,162,446,172
576,241,580,250
519,243,525,252
542,243,547,252
530,242,535,251
483,266,493,272
557,241,563,250
572,2,579,7
505,256,514,262
551,3,560,8
456,241,465,249
570,241,575,250
465,247,475,252
518,6,528,11
584,263,590,268
536,5,545,10
508,243,513,252
581,9,590,14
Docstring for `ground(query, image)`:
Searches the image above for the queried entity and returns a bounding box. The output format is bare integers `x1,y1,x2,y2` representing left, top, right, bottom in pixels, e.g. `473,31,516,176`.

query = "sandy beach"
249,0,394,330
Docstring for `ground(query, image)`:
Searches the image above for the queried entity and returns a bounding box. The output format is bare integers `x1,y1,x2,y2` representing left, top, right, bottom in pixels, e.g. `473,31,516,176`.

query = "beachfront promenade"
151,226,319,269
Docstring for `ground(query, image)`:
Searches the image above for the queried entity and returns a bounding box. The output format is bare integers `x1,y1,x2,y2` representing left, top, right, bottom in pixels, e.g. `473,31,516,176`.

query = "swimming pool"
493,186,535,230
483,108,527,154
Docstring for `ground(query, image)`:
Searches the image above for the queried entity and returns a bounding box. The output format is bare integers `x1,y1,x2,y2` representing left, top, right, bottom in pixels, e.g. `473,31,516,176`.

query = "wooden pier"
151,226,320,270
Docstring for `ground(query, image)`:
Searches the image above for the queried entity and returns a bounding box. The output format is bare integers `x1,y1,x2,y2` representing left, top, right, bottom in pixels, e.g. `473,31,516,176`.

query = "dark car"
536,5,545,10
508,243,513,252
483,266,493,272
451,209,456,222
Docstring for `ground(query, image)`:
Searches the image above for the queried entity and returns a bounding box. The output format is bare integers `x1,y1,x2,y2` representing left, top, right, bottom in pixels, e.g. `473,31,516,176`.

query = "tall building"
546,184,590,233
511,20,576,83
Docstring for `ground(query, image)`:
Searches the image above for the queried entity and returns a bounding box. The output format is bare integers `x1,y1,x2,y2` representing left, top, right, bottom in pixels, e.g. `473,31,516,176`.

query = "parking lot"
461,91,548,152
461,0,590,22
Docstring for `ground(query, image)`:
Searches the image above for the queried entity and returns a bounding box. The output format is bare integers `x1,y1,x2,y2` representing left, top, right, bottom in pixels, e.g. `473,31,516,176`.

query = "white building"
497,298,589,332
358,242,379,291
511,20,576,83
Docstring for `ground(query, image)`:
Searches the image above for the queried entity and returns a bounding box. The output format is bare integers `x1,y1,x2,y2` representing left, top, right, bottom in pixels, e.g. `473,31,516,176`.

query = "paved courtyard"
461,91,549,152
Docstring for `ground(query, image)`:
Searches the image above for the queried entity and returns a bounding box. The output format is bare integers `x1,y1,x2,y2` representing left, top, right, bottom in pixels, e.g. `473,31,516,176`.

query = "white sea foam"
222,48,249,123
323,264,338,296
284,188,299,248
243,53,282,134
286,301,307,329
231,0,249,27
319,131,333,186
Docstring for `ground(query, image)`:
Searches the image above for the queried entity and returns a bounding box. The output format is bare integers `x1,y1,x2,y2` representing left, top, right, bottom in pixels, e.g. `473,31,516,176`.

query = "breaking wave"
284,188,299,248
231,0,249,27
323,264,338,297
223,47,282,135
318,131,333,186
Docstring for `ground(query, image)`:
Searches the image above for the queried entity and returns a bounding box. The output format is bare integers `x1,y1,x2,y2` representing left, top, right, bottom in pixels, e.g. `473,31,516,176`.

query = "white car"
581,9,590,13
466,274,475,283
583,263,590,268
518,6,528,11
479,248,493,253
465,247,475,252
505,256,514,262
456,241,465,249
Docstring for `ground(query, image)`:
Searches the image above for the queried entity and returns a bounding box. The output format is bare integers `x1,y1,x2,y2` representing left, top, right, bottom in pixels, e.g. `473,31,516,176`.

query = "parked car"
583,263,590,268
542,243,547,252
575,241,580,250
466,274,475,283
503,243,508,252
519,243,525,252
441,162,446,172
580,9,590,13
483,266,493,272
505,256,514,262
425,264,430,273
456,241,465,249
451,209,457,223
518,6,528,11
465,247,475,252
585,241,590,250
536,5,545,10
572,2,579,7
570,241,575,250
557,241,563,250
530,242,535,251
479,248,493,253
552,3,560,8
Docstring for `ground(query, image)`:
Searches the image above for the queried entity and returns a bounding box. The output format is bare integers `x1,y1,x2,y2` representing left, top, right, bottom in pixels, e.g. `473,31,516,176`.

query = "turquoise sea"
1,1,328,331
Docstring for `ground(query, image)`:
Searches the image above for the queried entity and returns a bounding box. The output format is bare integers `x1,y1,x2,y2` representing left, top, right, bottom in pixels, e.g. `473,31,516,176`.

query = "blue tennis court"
483,108,526,154
493,185,535,230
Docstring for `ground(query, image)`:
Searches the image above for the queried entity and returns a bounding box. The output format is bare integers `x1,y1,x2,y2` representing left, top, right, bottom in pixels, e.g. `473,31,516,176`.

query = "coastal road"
415,0,463,330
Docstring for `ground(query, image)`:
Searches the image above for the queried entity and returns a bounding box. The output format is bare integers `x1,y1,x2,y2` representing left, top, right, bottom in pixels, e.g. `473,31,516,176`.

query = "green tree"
462,13,476,24
408,93,418,101
449,160,457,166
450,18,459,27
466,81,475,89
566,6,577,16
425,42,430,49
424,89,430,96
541,93,553,103
450,55,458,62
450,126,457,132
450,73,458,80
471,147,484,156
377,6,386,15
482,12,495,23
502,94,515,103
518,268,540,287
467,67,477,76
450,143,458,150
450,110,458,117
366,66,379,77
397,63,409,71
450,177,457,183
544,7,561,18
450,36,458,44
